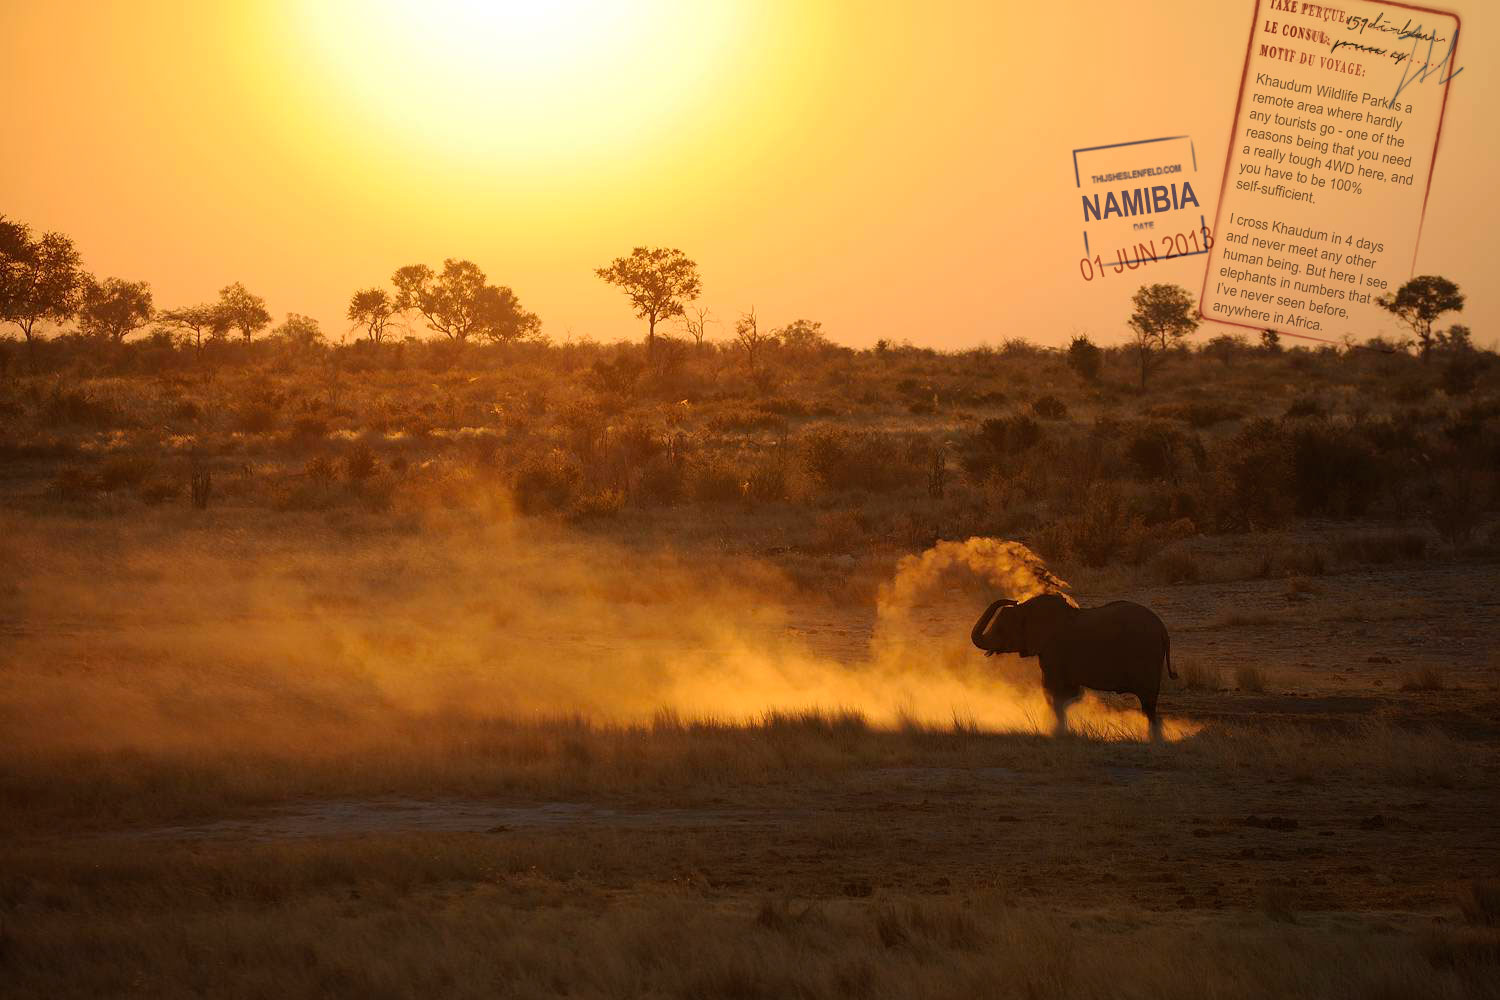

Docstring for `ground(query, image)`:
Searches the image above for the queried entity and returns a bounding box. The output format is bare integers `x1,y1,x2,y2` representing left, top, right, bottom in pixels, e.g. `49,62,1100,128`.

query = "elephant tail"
1163,632,1177,680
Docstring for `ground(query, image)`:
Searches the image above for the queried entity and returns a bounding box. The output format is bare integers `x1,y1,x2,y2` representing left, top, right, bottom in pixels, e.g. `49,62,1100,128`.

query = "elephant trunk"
971,599,1015,650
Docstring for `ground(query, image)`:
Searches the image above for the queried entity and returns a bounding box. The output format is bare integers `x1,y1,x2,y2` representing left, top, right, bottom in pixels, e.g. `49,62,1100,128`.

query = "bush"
802,430,908,493
746,463,789,503
960,414,1042,481
1441,353,1482,395
689,461,744,503
1125,423,1198,482
570,488,624,521
1430,469,1491,546
637,454,686,505
1055,483,1142,567
1211,419,1294,532
1288,422,1381,516
513,452,582,513
44,386,118,427
344,443,379,483
1066,336,1102,383
1030,395,1068,419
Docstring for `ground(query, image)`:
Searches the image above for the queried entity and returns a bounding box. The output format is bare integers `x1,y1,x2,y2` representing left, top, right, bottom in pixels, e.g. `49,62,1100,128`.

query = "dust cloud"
1,511,1182,755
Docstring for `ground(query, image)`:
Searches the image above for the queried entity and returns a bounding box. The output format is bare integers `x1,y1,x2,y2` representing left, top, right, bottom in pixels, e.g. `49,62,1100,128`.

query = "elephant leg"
1140,692,1162,742
1046,687,1080,738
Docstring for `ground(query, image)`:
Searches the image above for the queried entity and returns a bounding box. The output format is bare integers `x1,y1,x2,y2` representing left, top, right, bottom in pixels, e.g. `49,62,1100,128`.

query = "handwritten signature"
1329,12,1463,109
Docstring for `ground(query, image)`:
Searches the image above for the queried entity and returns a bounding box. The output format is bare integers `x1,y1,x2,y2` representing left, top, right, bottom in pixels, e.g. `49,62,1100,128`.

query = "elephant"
970,594,1176,739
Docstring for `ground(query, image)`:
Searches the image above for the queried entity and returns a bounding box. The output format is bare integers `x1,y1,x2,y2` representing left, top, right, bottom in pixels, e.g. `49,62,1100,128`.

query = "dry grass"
2,711,1480,835
4,842,1497,1000
1400,666,1447,692
1181,719,1474,789
1175,661,1222,692
1234,665,1268,693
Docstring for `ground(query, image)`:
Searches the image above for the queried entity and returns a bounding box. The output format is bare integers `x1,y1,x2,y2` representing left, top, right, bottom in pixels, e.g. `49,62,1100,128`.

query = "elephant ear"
1018,595,1067,658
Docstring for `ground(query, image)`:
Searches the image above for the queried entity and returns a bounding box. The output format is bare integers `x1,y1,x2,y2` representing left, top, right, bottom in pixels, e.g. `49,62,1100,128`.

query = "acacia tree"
392,259,539,344
79,277,154,344
1127,283,1199,390
157,303,220,352
0,216,84,351
1378,275,1464,363
595,246,700,355
347,287,400,344
214,282,271,343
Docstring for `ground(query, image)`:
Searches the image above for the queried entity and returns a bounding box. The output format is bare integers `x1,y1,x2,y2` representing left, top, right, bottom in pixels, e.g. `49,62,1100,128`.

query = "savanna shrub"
1211,419,1294,531
44,386,117,427
1125,423,1197,481
802,430,908,493
637,454,686,505
344,443,379,483
746,462,789,503
689,460,744,503
1066,336,1102,383
570,488,624,521
1031,395,1068,419
959,414,1042,481
513,452,582,514
1287,421,1381,516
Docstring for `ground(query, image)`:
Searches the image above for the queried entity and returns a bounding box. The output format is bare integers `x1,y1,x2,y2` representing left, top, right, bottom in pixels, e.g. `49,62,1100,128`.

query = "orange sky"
2,0,1494,349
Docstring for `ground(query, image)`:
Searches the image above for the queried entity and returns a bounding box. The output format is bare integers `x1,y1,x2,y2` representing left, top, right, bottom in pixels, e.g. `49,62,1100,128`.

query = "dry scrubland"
2,334,1499,997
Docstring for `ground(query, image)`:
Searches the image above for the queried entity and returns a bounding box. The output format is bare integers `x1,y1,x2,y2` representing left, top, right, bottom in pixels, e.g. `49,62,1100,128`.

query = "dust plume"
0,512,1187,758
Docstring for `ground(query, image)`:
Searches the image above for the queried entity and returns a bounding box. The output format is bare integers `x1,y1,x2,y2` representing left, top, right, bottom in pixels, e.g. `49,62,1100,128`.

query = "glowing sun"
293,0,745,167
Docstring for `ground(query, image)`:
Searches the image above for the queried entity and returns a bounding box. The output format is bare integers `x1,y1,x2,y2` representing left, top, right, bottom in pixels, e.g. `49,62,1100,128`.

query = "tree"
1066,335,1102,383
776,318,827,356
595,247,701,355
1127,283,1199,390
215,282,271,343
347,287,400,344
78,277,154,344
1204,333,1244,366
1377,275,1464,363
1260,328,1281,353
392,259,539,344
158,303,220,352
0,217,84,349
272,313,323,351
682,305,714,349
733,307,777,373
1436,322,1473,353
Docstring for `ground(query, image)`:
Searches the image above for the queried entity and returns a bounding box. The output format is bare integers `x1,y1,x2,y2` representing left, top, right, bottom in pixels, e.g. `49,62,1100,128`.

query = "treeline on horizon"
1,211,1488,382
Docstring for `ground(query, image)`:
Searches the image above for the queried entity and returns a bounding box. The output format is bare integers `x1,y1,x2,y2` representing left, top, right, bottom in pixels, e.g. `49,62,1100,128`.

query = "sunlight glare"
294,0,743,167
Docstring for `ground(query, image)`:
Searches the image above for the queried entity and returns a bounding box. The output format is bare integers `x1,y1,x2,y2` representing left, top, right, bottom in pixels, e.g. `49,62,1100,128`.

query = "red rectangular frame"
1198,0,1461,341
